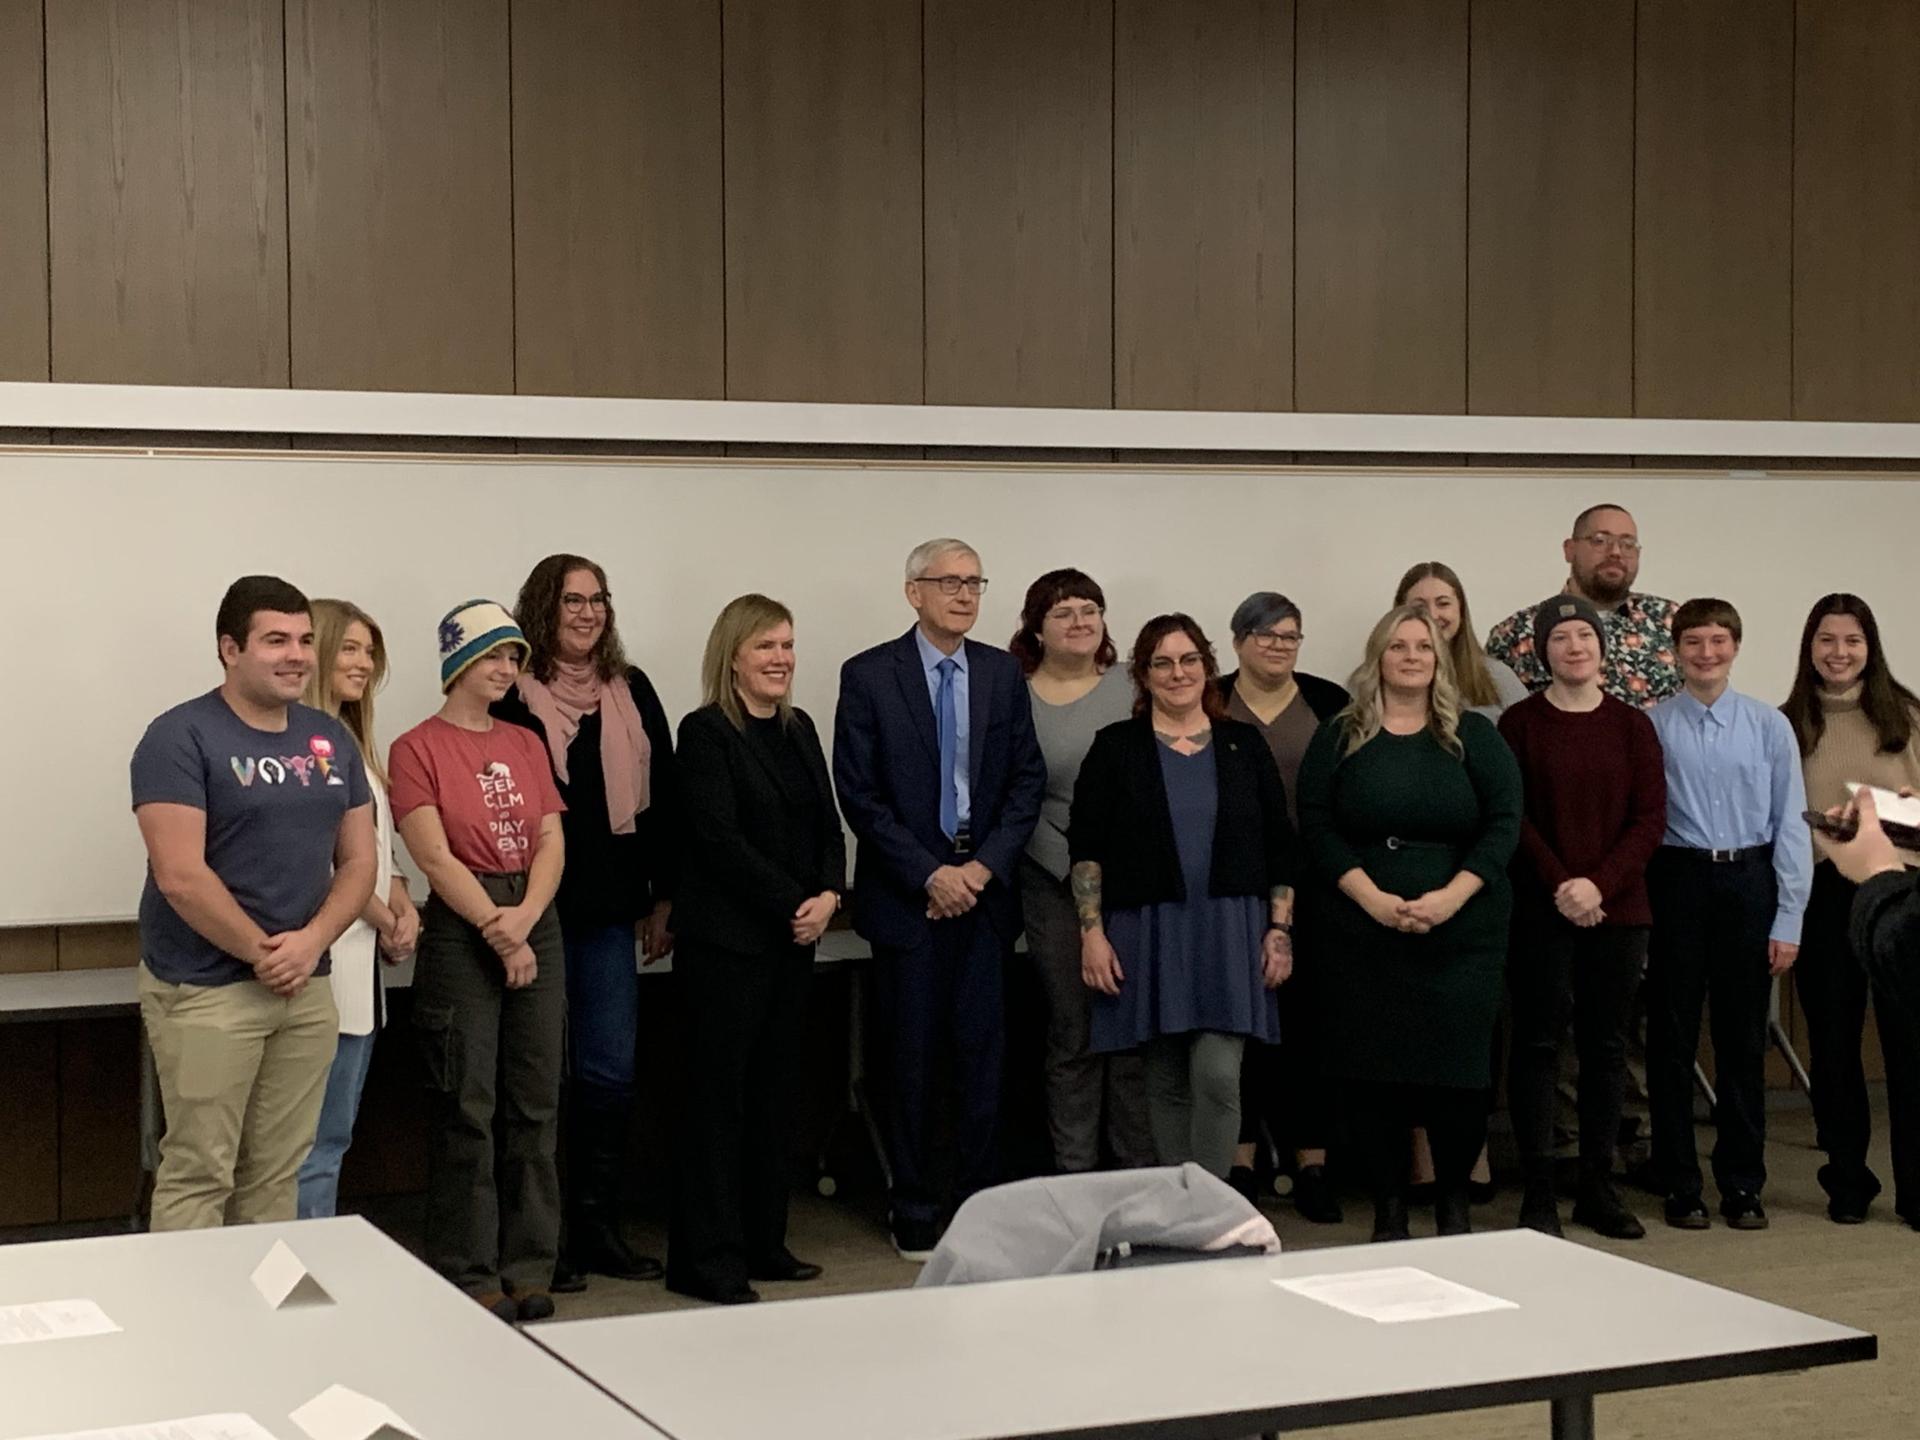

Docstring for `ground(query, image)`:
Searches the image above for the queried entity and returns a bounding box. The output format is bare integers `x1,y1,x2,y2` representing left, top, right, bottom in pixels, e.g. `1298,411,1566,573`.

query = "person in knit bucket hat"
438,600,529,692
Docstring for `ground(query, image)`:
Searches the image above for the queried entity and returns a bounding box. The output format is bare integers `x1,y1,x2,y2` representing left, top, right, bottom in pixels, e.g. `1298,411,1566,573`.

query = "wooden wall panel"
1633,0,1793,419
1114,0,1292,411
1295,0,1468,414
722,0,922,403
0,0,48,382
511,0,724,399
0,927,57,975
1794,1,1920,421
287,0,514,393
924,0,1111,407
0,1026,59,1227
58,1018,140,1222
58,923,139,970
45,0,287,386
1467,0,1633,417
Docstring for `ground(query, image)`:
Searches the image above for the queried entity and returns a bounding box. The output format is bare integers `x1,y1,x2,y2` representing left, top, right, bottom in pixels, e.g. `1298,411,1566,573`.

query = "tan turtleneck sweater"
1801,684,1920,865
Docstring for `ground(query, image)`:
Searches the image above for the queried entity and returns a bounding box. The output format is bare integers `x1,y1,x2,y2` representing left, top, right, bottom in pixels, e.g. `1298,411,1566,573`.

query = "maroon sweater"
1497,692,1668,927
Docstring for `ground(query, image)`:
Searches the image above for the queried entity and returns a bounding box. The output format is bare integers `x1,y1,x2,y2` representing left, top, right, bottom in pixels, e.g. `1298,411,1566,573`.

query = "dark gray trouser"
414,875,566,1296
1019,858,1155,1172
1143,1031,1246,1179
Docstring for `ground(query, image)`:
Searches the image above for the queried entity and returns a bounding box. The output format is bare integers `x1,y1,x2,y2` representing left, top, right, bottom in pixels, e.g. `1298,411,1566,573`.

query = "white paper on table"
0,1298,120,1346
250,1238,334,1309
289,1384,423,1440
12,1414,279,1440
1273,1266,1519,1324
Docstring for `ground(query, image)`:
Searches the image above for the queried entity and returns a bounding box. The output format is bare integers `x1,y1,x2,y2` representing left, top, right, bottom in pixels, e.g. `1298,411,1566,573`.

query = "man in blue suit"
835,537,1046,1259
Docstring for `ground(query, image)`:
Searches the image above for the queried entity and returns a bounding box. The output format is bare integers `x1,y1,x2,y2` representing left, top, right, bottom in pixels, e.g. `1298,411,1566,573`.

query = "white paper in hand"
1274,1266,1519,1324
290,1385,422,1440
250,1239,334,1309
0,1298,120,1346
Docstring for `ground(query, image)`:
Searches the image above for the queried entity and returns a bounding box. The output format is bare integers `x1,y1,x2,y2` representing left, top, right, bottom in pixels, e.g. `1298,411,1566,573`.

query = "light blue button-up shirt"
1649,686,1812,945
915,628,971,829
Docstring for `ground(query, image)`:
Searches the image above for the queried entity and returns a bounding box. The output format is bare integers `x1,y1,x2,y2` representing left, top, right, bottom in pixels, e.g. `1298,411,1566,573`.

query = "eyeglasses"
1249,629,1303,650
561,592,611,614
1575,533,1640,555
1046,603,1103,624
1148,653,1206,675
916,574,989,596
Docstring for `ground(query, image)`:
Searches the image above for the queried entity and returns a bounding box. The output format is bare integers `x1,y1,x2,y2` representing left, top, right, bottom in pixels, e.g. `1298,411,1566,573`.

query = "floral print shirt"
1484,591,1682,709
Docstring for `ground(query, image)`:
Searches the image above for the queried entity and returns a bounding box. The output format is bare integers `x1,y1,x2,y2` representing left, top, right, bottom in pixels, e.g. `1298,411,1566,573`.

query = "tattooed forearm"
1071,861,1104,931
1269,883,1293,925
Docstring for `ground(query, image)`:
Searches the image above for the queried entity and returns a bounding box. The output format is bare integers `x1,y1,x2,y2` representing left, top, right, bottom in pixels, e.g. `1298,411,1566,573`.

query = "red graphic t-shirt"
389,716,565,874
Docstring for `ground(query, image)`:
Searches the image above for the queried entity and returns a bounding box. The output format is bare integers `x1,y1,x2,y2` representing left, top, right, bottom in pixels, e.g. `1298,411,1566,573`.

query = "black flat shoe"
749,1251,824,1283
1572,1181,1646,1240
550,1255,589,1295
666,1273,761,1306
1435,1187,1472,1237
1227,1166,1260,1203
1818,1163,1880,1224
1664,1194,1710,1230
1517,1179,1562,1237
1468,1178,1497,1206
515,1291,556,1323
1292,1165,1344,1225
1371,1193,1411,1243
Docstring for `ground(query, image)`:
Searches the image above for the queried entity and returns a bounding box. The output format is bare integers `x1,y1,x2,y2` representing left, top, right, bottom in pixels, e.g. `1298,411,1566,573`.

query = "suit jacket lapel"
892,630,940,762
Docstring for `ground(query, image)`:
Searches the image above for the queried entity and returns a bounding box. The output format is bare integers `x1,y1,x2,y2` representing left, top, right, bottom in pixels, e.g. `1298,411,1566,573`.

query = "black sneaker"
1818,1163,1880,1225
891,1214,941,1263
515,1290,556,1323
1720,1191,1769,1230
1292,1165,1344,1225
1572,1181,1646,1240
1664,1194,1711,1230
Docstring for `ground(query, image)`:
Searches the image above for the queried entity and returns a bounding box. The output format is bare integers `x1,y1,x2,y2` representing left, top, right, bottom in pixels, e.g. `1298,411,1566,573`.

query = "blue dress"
1090,743,1281,1052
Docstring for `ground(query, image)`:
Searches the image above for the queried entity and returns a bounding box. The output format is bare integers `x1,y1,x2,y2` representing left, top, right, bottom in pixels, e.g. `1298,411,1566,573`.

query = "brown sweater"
1800,686,1920,865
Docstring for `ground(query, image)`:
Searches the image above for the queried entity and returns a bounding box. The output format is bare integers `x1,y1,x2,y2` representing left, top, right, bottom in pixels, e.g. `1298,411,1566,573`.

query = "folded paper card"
250,1240,334,1309
290,1384,422,1440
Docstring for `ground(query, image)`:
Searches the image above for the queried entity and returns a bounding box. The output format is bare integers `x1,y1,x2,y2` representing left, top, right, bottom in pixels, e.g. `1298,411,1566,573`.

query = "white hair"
904,537,979,582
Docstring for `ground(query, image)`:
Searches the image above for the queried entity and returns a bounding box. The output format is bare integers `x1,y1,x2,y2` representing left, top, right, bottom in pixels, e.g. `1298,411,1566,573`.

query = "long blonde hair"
1394,560,1502,709
303,598,389,787
1337,605,1465,758
701,594,796,730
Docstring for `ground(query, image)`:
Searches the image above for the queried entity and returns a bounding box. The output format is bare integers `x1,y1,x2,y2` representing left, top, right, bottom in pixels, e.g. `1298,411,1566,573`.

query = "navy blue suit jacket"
833,628,1046,948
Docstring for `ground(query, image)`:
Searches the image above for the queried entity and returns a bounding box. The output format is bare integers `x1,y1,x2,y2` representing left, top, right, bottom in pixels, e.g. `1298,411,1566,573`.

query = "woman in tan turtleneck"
1782,594,1920,1228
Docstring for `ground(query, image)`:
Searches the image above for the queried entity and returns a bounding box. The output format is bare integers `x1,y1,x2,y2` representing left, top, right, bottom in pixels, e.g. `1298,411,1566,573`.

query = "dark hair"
1126,613,1228,720
1009,568,1116,675
1781,593,1919,757
1229,591,1303,643
216,575,310,659
515,553,631,684
1571,502,1633,537
1670,597,1743,645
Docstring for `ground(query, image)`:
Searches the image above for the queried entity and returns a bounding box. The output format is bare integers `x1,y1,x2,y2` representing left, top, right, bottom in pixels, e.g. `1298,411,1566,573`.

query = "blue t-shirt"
132,689,371,986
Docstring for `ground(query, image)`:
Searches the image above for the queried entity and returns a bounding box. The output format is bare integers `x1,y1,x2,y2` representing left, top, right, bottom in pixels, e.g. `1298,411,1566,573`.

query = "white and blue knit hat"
438,599,528,692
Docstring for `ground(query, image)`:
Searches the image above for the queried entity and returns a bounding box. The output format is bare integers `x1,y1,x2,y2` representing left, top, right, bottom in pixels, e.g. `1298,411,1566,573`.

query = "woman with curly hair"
1295,605,1521,1241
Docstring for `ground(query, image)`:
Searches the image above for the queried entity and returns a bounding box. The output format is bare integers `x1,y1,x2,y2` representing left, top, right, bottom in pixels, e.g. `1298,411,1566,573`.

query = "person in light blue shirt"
1646,598,1811,1234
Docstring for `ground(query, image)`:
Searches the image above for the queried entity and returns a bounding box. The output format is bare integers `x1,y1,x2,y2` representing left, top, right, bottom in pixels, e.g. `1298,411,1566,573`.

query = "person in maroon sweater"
1498,596,1667,1240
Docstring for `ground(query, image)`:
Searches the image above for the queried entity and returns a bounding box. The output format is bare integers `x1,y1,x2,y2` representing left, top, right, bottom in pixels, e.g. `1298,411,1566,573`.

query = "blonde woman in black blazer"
666,595,846,1305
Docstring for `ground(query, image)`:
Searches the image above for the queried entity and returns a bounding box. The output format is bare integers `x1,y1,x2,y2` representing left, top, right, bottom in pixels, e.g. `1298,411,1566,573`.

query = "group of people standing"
129,501,1919,1326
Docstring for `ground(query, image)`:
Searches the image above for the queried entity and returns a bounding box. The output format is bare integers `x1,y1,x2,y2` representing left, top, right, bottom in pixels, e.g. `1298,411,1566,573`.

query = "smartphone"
1806,796,1920,851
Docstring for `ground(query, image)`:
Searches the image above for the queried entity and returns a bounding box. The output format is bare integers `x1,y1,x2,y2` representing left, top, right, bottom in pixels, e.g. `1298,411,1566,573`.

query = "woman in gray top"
1011,569,1153,1172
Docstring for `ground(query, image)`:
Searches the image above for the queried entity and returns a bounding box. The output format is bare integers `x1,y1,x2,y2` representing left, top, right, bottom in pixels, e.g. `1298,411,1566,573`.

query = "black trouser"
872,908,1007,1226
1796,862,1920,1207
668,938,813,1292
1346,1080,1486,1206
1508,910,1647,1181
413,876,566,1297
1646,847,1774,1199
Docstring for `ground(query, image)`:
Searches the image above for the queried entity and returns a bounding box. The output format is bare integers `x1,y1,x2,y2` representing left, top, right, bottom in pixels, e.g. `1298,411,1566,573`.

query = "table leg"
133,1021,159,1231
1551,1393,1595,1440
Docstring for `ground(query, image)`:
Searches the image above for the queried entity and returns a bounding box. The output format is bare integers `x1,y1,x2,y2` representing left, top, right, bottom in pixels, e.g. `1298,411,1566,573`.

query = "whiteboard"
3,449,1913,926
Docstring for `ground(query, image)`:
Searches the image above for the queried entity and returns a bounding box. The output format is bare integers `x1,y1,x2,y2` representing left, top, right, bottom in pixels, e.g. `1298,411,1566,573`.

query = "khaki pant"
139,965,337,1231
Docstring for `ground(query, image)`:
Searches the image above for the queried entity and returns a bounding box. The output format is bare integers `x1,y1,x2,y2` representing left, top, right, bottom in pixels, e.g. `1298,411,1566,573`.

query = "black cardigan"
672,703,847,956
1068,715,1294,910
1216,668,1350,723
492,666,680,928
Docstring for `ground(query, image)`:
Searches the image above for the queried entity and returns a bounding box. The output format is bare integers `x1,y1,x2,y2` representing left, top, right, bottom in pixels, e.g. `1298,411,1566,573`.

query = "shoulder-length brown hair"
1126,613,1228,720
1781,593,1920,757
1009,568,1118,675
302,598,389,788
700,594,797,731
515,553,632,684
1394,560,1501,709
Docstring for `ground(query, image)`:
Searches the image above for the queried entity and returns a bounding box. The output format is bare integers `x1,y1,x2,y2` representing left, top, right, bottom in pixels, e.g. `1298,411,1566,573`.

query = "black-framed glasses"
562,591,611,614
1249,629,1304,650
916,575,989,596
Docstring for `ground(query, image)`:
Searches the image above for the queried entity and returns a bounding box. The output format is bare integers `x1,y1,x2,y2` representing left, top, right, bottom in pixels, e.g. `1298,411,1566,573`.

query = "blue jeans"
566,922,639,1100
296,1029,377,1219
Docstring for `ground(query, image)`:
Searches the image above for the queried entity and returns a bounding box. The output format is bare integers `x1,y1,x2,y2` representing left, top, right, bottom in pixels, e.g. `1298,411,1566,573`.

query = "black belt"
1663,843,1772,864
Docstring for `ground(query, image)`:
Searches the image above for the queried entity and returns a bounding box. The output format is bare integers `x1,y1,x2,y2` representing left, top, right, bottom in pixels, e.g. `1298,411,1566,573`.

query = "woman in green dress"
1296,605,1522,1241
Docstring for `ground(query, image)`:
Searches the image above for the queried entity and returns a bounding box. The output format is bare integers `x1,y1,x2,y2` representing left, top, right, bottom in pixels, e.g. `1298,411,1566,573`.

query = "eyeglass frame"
1573,532,1641,555
1147,652,1207,675
1246,628,1304,650
560,590,612,614
912,573,990,596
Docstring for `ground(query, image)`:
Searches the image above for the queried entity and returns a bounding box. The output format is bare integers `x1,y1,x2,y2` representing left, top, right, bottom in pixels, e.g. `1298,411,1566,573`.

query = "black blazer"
1217,668,1350,723
1069,715,1294,911
672,703,847,956
833,629,1047,947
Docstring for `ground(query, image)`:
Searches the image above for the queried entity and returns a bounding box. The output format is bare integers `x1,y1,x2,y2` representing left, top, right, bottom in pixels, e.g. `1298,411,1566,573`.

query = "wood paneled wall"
5,3,1920,413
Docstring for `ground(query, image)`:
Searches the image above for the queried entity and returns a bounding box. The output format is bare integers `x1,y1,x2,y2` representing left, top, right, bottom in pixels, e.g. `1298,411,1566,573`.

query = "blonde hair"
303,598,389,787
1394,560,1502,709
1337,605,1465,759
701,594,797,731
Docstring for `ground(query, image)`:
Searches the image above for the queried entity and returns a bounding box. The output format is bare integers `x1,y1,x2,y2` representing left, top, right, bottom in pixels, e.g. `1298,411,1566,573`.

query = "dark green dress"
1295,712,1522,1089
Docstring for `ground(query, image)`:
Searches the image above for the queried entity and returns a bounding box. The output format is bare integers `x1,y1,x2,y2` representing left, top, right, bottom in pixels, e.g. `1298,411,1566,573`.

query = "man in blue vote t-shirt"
131,575,376,1231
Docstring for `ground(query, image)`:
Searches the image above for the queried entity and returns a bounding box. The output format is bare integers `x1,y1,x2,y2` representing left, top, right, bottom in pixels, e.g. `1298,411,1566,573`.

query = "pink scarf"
516,663,651,835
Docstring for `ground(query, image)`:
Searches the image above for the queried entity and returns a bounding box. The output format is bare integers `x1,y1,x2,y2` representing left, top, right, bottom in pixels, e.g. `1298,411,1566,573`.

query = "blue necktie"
936,657,959,840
